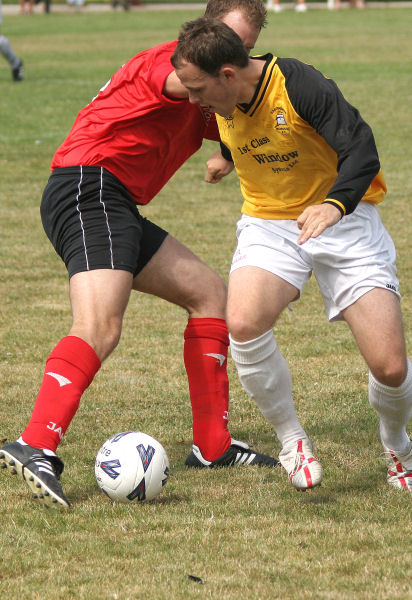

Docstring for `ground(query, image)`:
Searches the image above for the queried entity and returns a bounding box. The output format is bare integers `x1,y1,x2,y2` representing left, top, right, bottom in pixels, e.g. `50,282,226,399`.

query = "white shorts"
230,203,400,321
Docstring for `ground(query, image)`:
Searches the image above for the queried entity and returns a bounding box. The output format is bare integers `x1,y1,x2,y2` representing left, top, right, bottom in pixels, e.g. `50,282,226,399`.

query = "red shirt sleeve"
203,113,220,142
147,41,177,98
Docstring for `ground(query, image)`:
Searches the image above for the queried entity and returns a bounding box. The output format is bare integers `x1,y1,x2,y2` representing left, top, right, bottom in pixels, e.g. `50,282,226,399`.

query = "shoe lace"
288,450,303,476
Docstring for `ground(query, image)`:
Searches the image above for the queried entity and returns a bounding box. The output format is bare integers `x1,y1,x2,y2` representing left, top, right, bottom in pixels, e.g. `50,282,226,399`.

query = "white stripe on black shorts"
41,166,168,278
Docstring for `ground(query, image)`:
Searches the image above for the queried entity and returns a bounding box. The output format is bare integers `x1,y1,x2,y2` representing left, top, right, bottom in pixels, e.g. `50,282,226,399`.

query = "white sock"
369,358,412,453
230,330,307,448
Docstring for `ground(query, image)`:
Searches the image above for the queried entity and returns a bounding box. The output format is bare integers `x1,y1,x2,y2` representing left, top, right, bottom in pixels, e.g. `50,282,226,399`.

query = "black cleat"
0,441,70,508
12,59,24,82
185,439,280,468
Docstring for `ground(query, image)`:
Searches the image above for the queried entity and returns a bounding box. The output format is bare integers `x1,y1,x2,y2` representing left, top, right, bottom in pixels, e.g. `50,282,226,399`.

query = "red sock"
184,318,231,461
21,336,101,452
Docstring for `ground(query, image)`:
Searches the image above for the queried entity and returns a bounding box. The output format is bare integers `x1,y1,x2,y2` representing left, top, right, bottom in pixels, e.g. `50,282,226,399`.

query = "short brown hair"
204,0,267,30
171,18,249,77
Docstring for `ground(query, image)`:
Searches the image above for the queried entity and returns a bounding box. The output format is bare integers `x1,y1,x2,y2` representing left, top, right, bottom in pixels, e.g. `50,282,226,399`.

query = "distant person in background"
0,0,23,81
111,0,143,10
333,0,365,9
19,0,35,15
66,0,85,9
267,0,307,12
34,0,52,14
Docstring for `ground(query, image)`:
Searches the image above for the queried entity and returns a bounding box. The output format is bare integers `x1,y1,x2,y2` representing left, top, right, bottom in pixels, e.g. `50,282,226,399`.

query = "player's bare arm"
163,70,189,99
297,203,342,245
205,149,235,183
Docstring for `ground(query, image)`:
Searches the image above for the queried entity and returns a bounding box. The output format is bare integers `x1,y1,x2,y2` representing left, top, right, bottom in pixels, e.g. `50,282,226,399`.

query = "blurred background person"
111,0,143,10
267,0,307,13
19,0,35,15
0,0,23,81
331,0,365,8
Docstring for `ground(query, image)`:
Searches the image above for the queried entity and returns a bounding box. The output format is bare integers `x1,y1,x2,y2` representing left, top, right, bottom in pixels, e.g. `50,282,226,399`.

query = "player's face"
221,10,260,54
175,61,238,118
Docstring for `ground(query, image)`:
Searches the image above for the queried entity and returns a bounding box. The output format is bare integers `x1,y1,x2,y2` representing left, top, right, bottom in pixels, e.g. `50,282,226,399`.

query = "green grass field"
1,6,411,599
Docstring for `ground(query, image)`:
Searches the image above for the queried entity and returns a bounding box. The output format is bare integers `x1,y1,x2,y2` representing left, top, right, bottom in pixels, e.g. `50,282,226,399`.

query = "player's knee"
370,357,408,388
187,272,227,316
208,274,227,308
71,318,123,361
102,323,122,355
227,315,260,343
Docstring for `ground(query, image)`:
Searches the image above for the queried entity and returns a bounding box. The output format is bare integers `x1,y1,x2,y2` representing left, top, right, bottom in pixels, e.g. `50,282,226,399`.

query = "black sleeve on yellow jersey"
276,58,380,215
220,141,234,162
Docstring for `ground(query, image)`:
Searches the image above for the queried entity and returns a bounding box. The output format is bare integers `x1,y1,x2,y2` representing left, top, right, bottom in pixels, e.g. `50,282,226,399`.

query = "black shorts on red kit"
41,166,168,278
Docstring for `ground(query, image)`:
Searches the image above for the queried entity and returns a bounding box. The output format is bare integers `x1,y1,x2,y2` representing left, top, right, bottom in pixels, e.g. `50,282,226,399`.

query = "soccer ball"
95,431,170,503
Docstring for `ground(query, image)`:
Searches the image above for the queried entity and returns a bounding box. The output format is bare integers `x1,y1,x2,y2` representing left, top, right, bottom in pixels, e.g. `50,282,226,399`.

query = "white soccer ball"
95,431,170,503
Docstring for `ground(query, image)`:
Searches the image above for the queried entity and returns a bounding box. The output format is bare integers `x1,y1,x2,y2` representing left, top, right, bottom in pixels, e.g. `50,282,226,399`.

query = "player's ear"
220,66,237,83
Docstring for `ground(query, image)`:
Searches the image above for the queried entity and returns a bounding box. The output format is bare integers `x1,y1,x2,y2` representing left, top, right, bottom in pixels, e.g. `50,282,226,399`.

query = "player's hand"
204,150,235,184
297,203,342,245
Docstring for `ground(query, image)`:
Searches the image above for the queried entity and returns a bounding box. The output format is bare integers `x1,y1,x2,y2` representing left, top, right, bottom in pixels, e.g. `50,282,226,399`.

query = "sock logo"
204,353,226,367
46,372,72,387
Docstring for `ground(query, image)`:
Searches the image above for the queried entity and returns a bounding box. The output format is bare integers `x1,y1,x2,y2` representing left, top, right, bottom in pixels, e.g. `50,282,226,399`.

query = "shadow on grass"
288,463,386,504
70,483,191,506
330,464,386,495
299,492,335,505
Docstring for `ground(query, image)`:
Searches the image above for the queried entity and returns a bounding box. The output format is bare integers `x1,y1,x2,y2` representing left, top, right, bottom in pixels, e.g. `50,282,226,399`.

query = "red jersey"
51,41,219,205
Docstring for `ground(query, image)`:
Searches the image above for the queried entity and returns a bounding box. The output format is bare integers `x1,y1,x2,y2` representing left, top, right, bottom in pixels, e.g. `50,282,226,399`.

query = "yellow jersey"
217,55,386,220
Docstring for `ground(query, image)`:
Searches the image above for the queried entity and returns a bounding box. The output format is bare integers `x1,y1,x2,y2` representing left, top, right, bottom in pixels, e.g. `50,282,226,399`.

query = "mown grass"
0,7,411,600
